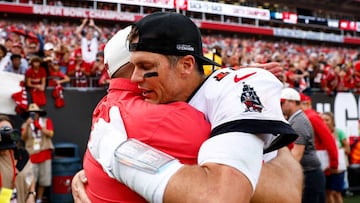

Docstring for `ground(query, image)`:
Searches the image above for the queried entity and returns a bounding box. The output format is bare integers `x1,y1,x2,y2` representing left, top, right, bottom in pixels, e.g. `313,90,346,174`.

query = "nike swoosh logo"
234,72,257,83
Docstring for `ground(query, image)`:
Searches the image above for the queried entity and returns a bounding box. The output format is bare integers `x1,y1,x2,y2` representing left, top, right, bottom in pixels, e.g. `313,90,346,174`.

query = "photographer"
21,104,54,203
0,114,36,203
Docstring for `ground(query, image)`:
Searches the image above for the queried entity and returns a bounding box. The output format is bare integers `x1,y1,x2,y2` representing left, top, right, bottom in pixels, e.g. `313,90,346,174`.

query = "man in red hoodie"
300,93,338,174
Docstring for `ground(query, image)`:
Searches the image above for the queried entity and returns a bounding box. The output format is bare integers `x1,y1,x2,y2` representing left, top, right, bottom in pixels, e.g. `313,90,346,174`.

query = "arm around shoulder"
109,133,262,203
164,163,252,203
251,147,303,203
164,132,263,203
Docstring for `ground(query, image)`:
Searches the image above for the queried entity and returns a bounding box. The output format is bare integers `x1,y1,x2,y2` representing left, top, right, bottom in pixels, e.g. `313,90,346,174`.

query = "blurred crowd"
0,18,118,89
202,35,360,96
0,18,360,97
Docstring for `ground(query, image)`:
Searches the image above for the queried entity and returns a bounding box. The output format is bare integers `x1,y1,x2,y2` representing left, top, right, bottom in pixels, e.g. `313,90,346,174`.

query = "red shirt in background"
303,109,338,170
25,67,47,86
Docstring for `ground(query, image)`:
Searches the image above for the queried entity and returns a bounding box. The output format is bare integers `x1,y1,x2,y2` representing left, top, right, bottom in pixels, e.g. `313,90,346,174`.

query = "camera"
30,112,36,119
0,126,21,150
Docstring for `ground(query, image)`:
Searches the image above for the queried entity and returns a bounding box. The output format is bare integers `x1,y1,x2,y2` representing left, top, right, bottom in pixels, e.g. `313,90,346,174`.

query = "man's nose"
130,68,144,83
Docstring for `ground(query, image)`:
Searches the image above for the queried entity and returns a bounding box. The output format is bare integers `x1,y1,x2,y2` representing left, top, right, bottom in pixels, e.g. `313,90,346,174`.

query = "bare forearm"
164,163,252,203
76,19,87,36
30,179,36,193
92,25,102,35
251,148,303,203
42,128,54,138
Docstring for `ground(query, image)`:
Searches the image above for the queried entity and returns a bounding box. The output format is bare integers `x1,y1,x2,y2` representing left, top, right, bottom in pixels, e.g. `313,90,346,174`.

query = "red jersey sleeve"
46,118,54,131
306,109,338,169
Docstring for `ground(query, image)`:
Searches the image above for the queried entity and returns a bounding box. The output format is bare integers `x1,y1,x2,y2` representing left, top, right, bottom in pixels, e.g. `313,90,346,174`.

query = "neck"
290,106,302,117
181,72,205,102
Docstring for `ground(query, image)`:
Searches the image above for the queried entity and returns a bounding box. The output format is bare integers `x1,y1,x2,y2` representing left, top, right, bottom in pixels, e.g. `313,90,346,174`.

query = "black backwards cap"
129,12,220,67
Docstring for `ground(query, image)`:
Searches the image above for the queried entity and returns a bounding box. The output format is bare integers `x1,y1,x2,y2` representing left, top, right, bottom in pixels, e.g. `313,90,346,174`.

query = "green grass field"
344,196,360,203
344,192,360,203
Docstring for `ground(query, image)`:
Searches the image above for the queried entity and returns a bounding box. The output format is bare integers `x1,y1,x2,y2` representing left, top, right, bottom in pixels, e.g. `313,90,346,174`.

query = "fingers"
264,62,280,69
249,62,280,69
79,169,88,184
72,170,91,203
240,62,283,76
260,62,282,73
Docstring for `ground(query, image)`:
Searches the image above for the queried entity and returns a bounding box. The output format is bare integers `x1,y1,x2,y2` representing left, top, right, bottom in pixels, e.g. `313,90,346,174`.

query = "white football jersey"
189,67,297,152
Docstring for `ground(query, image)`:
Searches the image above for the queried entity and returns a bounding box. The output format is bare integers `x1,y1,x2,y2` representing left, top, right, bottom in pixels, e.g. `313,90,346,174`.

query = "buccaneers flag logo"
240,82,264,113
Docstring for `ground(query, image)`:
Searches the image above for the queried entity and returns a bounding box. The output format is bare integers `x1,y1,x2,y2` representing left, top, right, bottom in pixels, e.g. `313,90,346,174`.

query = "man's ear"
180,55,196,75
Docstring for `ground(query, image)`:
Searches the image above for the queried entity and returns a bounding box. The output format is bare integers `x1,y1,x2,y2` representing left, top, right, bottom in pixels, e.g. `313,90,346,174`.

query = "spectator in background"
5,54,28,75
296,58,311,94
337,63,354,93
321,112,351,203
0,114,36,203
319,53,328,66
43,43,54,60
0,44,7,71
21,104,54,203
98,68,110,87
2,18,360,93
300,93,339,187
54,44,71,74
307,52,323,89
322,58,340,96
4,42,29,73
285,63,308,91
47,60,70,87
40,42,55,76
25,40,40,61
25,55,47,107
227,53,241,69
75,18,102,66
12,42,25,57
4,38,13,52
333,65,345,93
280,88,326,203
312,53,328,91
353,60,360,94
67,49,91,87
90,51,105,87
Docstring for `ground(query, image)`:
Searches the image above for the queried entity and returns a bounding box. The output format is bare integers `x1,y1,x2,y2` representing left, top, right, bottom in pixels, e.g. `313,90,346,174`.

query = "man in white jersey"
73,12,302,203
99,12,299,202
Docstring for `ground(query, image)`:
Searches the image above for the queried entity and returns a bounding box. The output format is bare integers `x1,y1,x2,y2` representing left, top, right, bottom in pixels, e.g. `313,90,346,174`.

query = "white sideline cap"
280,88,300,101
44,42,54,51
104,26,132,77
